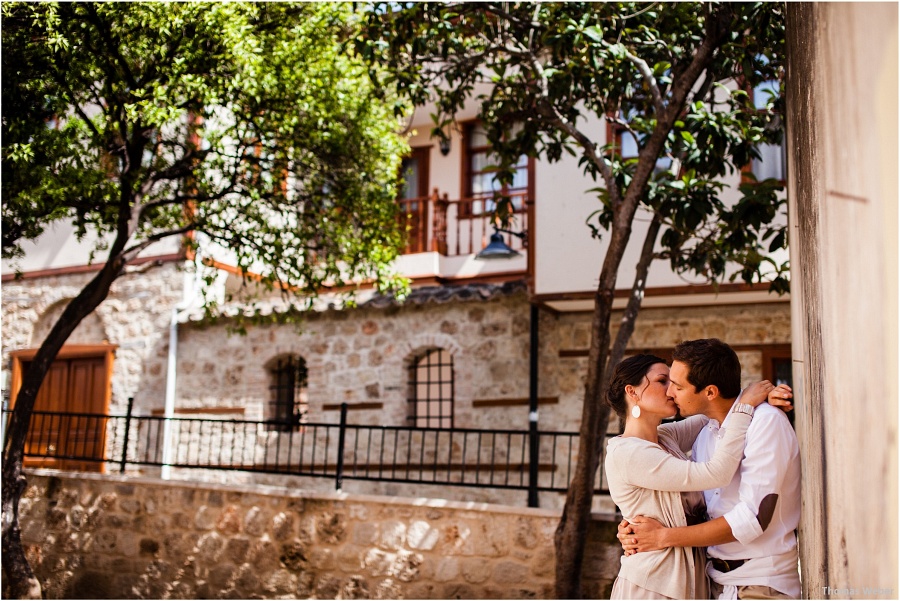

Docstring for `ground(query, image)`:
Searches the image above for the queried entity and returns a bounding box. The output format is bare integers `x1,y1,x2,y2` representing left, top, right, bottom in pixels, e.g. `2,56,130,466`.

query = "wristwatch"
732,403,755,417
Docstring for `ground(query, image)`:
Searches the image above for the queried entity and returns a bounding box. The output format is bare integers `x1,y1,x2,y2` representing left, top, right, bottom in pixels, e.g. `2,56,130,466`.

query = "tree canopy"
356,3,787,597
3,2,409,299
1,3,409,597
359,1,787,292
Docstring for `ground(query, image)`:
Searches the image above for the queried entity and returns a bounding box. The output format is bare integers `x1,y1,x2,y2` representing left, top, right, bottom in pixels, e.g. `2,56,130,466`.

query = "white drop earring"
631,405,641,419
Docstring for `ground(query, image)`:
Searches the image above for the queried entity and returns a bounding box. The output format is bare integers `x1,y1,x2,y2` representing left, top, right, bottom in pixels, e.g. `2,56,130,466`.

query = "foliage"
358,1,788,292
1,4,409,597
2,2,410,301
357,3,788,597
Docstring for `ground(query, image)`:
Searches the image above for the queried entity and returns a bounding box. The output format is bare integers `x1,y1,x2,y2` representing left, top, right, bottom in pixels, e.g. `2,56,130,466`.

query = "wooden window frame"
761,344,792,383
459,120,533,219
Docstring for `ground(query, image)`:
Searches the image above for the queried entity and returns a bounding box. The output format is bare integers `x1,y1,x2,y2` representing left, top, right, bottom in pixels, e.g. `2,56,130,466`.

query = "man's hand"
768,383,794,413
616,516,667,555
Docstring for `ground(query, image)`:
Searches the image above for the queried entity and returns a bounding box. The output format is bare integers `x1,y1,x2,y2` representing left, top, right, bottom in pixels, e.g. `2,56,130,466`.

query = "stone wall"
1,261,185,413
157,294,786,509
3,269,791,510
165,292,791,435
16,471,621,600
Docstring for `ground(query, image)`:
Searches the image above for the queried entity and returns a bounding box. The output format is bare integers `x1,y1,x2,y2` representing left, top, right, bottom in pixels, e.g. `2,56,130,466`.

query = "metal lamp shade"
475,231,521,260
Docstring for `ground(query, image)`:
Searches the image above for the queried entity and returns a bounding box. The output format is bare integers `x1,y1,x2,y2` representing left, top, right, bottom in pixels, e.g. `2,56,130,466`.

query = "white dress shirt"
693,399,802,598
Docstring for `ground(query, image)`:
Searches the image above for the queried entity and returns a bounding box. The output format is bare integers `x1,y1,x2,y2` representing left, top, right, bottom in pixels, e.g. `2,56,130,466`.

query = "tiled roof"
361,279,528,309
182,279,528,323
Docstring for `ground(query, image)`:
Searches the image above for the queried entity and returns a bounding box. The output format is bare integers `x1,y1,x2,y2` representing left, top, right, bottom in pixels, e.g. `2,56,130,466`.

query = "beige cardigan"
605,412,752,599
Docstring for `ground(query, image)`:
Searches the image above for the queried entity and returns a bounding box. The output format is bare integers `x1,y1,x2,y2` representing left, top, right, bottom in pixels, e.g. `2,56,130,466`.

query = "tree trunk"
552,6,733,593
554,208,635,598
1,257,125,599
553,288,615,599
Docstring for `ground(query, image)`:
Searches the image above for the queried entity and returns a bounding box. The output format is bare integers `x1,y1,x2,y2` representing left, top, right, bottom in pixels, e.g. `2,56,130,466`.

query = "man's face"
667,360,709,417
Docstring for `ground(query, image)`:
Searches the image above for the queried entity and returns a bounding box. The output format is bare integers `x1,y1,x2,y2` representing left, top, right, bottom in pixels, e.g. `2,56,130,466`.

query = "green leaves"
358,2,788,293
3,2,410,301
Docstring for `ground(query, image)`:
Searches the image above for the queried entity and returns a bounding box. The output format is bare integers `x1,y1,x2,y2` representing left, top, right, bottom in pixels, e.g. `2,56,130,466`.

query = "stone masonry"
17,471,621,600
1,261,185,414
3,266,791,510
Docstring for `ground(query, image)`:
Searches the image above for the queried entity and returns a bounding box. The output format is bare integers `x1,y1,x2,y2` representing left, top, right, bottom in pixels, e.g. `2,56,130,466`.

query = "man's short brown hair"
671,338,742,399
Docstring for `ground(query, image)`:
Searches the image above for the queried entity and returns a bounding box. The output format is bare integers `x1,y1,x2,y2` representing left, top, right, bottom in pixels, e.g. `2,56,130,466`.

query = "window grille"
407,349,454,428
268,356,308,431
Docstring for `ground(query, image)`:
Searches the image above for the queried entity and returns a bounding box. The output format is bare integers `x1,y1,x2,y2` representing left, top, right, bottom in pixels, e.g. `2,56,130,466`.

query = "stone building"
0,10,797,600
4,3,897,599
2,75,793,511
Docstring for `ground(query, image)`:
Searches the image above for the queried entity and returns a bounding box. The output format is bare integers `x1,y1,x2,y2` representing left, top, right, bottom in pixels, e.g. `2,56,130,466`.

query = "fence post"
120,397,134,473
335,402,348,491
527,303,540,508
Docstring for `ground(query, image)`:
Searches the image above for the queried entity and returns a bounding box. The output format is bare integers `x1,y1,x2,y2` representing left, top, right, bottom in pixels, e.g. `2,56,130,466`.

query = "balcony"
397,190,530,258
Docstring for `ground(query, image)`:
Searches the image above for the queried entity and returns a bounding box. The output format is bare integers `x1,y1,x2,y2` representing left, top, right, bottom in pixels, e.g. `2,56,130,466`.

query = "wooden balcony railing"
398,190,529,257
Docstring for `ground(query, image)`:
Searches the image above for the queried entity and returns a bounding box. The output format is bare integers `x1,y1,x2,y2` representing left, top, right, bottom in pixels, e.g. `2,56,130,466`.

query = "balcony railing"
3,401,609,503
398,191,529,256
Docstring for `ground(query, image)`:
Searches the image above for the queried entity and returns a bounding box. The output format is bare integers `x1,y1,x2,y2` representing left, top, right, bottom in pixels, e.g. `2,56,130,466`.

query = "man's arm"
618,407,799,554
618,516,737,554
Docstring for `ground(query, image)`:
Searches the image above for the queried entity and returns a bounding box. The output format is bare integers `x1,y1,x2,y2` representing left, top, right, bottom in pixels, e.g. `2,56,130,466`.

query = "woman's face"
632,363,676,419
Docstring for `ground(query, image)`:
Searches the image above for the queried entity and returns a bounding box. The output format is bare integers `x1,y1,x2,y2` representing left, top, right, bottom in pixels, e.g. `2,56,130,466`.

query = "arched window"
267,355,308,430
407,349,454,428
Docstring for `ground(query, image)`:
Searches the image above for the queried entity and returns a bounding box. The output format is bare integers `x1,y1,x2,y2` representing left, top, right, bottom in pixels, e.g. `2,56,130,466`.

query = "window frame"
739,73,787,185
407,348,455,429
605,118,675,175
460,120,532,219
266,355,309,431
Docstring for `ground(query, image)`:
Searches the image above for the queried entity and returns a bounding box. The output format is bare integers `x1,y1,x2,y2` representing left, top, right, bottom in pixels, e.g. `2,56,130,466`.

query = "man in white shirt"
618,338,801,599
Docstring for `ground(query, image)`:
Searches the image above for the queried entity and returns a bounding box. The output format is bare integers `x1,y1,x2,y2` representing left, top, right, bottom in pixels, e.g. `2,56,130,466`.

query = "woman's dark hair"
671,338,742,399
605,354,668,419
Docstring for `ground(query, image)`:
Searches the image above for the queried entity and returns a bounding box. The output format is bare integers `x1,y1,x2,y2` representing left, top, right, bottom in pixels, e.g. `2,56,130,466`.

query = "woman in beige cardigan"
604,354,773,600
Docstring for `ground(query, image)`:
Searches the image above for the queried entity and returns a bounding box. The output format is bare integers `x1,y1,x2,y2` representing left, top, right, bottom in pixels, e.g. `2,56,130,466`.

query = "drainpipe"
161,259,199,479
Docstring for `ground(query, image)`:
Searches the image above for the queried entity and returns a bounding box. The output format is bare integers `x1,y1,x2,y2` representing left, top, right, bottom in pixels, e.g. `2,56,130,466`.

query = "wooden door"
398,146,431,253
13,347,113,472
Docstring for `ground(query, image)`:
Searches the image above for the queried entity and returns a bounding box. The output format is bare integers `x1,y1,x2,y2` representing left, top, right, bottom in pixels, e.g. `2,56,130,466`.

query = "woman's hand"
768,383,794,412
616,516,668,554
740,379,775,408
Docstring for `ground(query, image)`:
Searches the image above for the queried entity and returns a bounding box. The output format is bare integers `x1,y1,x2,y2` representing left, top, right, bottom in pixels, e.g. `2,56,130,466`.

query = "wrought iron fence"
2,401,609,500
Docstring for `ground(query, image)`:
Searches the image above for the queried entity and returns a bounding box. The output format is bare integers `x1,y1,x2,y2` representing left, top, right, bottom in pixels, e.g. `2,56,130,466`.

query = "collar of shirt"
706,392,745,438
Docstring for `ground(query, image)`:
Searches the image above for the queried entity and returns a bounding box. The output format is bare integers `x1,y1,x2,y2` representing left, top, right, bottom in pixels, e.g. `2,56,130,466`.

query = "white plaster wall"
785,2,898,596
1,220,181,276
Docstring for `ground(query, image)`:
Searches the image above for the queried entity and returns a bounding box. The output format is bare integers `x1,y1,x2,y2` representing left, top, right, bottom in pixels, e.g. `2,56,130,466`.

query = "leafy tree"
1,3,408,596
357,2,787,597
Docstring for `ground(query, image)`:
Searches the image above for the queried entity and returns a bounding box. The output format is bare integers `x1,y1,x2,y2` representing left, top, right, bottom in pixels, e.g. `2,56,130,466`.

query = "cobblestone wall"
17,471,621,600
166,296,790,429
1,262,184,412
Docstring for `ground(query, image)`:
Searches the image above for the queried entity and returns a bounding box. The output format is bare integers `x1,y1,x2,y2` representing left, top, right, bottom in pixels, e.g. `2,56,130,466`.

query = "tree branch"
539,102,619,205
82,4,139,91
121,224,197,262
607,210,662,374
616,43,666,116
